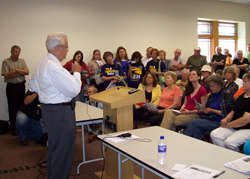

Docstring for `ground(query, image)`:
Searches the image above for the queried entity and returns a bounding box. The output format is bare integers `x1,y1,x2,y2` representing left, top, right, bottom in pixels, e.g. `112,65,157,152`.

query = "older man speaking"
30,32,81,179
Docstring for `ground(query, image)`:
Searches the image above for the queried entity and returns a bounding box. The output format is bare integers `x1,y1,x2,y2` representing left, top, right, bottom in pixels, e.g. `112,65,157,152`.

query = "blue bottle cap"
160,136,164,139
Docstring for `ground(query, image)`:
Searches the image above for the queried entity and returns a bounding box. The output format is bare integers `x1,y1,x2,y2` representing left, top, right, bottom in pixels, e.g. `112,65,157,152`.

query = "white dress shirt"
29,53,81,104
142,57,152,67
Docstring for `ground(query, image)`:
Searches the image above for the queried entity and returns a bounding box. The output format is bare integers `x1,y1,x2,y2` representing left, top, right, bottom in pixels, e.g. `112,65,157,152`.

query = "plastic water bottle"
158,136,167,164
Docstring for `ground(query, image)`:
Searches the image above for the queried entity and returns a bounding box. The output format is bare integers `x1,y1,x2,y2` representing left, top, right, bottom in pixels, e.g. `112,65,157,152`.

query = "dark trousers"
133,108,148,121
6,82,25,131
42,104,76,179
143,106,165,126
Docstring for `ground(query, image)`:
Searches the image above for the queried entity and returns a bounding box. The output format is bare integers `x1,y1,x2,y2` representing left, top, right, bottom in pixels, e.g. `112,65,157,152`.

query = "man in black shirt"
16,90,46,146
211,46,226,71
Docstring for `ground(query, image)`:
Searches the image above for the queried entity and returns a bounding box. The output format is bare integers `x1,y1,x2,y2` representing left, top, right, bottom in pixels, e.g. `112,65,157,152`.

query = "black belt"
45,102,71,106
43,100,75,110
7,81,25,86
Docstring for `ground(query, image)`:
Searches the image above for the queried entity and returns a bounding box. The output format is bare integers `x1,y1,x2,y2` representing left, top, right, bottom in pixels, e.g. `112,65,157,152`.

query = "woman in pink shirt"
161,69,207,131
143,71,182,126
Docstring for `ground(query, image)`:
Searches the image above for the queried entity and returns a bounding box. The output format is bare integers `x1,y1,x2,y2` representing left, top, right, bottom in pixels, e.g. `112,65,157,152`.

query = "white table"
98,126,248,179
75,101,104,175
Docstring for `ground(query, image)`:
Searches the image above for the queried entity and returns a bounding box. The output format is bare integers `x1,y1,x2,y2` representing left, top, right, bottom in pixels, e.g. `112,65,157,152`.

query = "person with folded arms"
232,50,249,79
1,45,29,136
210,73,250,152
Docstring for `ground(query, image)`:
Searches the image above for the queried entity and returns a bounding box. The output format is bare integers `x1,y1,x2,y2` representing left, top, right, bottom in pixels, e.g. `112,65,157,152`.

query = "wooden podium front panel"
94,86,142,179
90,86,145,109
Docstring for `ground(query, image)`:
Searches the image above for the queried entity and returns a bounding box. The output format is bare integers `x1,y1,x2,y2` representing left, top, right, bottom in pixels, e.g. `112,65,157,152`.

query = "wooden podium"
90,86,145,179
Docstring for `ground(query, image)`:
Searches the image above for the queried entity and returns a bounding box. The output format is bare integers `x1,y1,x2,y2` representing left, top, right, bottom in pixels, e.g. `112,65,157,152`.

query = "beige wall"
0,0,249,120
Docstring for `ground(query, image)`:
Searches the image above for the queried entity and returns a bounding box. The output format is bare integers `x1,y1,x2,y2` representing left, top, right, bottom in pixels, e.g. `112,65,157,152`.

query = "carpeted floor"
0,124,160,179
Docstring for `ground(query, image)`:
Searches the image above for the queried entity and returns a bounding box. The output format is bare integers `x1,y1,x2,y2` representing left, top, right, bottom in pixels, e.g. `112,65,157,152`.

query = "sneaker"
20,139,28,146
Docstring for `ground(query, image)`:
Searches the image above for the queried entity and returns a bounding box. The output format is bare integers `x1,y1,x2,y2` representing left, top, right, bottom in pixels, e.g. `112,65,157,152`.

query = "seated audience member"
223,48,233,67
86,86,103,142
185,47,207,70
142,47,153,67
88,49,106,92
126,51,146,88
233,50,249,79
100,51,125,89
146,48,167,86
85,86,103,109
211,46,226,72
184,74,234,140
143,71,182,126
161,69,207,131
16,90,46,146
63,50,89,102
222,66,238,95
207,62,216,75
170,48,185,79
244,140,250,155
175,69,190,93
200,65,212,94
133,72,161,128
210,73,250,152
232,66,243,88
233,86,244,100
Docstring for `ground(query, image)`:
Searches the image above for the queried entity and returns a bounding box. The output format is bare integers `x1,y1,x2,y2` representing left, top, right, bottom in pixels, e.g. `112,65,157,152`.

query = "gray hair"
215,46,221,52
207,74,224,88
46,32,68,52
194,47,201,51
236,50,243,56
181,68,190,74
88,86,98,93
11,45,21,51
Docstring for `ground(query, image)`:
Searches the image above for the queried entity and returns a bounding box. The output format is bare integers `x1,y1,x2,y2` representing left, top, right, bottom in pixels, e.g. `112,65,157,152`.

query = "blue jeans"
244,140,250,155
16,111,46,141
183,118,221,140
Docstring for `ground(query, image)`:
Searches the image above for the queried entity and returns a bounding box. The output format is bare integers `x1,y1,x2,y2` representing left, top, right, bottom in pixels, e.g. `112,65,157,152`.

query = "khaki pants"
160,109,198,131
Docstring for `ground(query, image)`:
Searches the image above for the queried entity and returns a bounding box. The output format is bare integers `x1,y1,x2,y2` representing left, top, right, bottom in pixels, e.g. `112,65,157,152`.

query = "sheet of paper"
104,133,140,143
172,164,221,179
171,109,181,114
224,156,250,174
194,99,206,110
172,164,186,171
144,102,158,111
